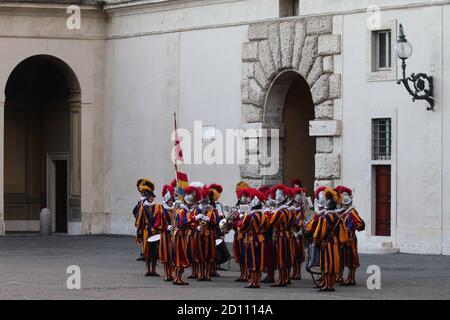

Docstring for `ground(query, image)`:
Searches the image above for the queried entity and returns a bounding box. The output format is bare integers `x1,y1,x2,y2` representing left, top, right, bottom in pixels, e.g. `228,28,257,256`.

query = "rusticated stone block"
315,153,341,179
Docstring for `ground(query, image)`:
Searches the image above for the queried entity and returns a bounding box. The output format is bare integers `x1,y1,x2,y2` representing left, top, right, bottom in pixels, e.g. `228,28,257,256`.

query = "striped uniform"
135,203,160,260
232,215,246,264
172,207,189,269
186,207,201,264
341,207,365,269
133,199,145,245
262,209,276,272
270,206,295,269
155,205,173,264
239,210,267,272
292,207,306,263
313,210,348,275
196,208,219,263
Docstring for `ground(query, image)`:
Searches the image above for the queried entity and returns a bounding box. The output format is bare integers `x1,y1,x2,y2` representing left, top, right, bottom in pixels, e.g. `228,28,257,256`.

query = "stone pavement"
0,235,449,300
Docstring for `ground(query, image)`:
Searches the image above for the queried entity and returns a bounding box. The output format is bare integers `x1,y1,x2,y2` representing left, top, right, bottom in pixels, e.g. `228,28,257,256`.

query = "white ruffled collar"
144,200,155,207
163,203,174,210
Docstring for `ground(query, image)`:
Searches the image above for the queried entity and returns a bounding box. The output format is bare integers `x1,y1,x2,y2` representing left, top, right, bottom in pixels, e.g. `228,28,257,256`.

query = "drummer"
185,185,202,279
135,179,161,277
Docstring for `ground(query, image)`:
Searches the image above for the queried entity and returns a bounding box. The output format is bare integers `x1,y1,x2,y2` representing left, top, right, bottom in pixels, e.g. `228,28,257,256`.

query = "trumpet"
219,206,239,233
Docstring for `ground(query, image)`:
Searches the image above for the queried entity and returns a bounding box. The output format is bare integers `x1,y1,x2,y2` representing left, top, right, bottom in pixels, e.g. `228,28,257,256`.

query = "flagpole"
173,111,179,178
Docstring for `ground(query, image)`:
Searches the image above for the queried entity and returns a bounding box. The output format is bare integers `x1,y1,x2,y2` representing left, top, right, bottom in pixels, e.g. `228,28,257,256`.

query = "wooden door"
375,165,391,236
54,160,68,233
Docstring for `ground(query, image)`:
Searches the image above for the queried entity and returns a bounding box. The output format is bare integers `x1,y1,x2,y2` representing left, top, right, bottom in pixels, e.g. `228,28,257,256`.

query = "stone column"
0,101,5,235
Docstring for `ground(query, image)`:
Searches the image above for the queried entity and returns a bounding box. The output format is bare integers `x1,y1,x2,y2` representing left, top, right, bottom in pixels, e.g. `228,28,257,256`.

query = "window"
375,30,392,70
279,0,299,17
372,118,392,160
367,20,397,81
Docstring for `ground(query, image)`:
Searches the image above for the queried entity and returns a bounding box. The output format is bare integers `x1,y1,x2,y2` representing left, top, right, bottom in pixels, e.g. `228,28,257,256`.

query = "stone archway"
2,55,81,234
240,16,342,189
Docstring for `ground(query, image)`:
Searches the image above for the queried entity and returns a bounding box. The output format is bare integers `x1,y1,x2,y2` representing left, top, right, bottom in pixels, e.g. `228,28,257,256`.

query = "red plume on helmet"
266,187,276,199
201,185,210,200
236,187,251,199
314,186,327,199
209,183,223,194
258,186,270,195
273,184,289,196
184,186,201,202
290,179,303,187
335,185,352,197
250,188,266,201
290,187,304,197
162,184,174,197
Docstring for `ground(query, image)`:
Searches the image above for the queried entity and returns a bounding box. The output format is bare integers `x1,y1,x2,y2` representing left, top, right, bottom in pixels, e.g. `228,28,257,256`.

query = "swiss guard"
313,188,348,292
239,188,267,288
195,186,219,281
270,184,295,287
335,186,365,286
135,179,161,277
154,184,175,281
304,186,327,238
207,183,224,277
261,186,276,284
184,185,202,279
133,179,147,261
171,186,192,285
290,187,307,280
233,182,251,282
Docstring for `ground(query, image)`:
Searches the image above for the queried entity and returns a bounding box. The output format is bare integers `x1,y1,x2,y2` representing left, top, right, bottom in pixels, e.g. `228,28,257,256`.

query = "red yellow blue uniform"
262,208,276,279
313,210,348,290
292,207,306,264
154,205,173,265
135,202,160,261
132,199,145,253
270,206,295,270
171,206,190,285
341,207,365,269
270,205,295,286
232,215,246,265
196,207,218,264
239,210,267,273
186,207,200,266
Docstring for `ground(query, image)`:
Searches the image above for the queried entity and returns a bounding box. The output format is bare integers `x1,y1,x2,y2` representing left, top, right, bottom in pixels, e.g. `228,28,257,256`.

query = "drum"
147,234,161,244
215,239,231,265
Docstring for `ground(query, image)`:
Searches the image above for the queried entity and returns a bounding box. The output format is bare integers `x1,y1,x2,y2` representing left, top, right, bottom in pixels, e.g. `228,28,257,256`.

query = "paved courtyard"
0,235,449,300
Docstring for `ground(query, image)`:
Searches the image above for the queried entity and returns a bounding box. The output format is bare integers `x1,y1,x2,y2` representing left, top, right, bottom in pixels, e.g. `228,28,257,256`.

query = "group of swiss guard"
132,178,365,291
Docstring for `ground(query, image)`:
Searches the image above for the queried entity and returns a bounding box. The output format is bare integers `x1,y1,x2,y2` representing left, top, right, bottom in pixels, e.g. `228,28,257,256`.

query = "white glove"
197,226,203,232
196,214,204,221
239,214,244,220
168,225,174,232
202,216,210,222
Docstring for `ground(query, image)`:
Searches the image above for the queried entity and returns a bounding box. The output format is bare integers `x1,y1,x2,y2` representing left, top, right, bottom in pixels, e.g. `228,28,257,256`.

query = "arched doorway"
3,55,81,233
265,71,315,195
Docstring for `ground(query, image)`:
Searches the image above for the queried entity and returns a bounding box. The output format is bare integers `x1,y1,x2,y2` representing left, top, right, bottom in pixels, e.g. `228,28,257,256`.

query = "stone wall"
240,15,342,189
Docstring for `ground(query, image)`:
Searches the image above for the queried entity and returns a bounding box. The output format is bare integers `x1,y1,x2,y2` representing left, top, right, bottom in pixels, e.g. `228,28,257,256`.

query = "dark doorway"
282,74,316,196
4,55,75,233
375,165,391,236
54,160,68,233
